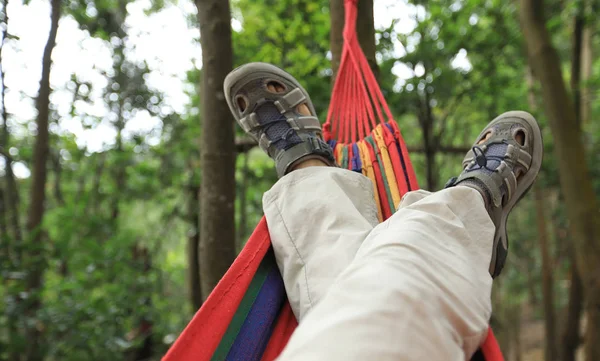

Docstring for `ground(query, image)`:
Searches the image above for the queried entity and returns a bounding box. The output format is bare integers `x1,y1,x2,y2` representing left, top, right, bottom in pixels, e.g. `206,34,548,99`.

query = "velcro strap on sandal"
504,144,532,171
286,116,321,131
258,133,272,154
274,136,334,177
238,113,261,133
275,88,306,113
456,170,504,207
497,161,517,200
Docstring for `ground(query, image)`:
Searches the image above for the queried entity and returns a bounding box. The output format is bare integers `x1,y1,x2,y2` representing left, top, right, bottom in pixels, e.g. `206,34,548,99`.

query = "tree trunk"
187,181,202,311
0,187,8,252
580,8,592,125
527,68,557,361
195,0,236,299
329,0,378,78
491,282,511,357
520,1,600,359
571,7,583,125
562,250,584,361
52,151,64,205
559,11,587,360
109,0,127,223
25,0,61,359
127,246,154,361
110,53,126,223
510,306,523,361
418,89,437,191
0,0,22,250
535,187,557,361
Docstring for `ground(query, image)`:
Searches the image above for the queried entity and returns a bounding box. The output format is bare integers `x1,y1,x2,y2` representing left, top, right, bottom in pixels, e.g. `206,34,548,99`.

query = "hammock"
163,1,504,360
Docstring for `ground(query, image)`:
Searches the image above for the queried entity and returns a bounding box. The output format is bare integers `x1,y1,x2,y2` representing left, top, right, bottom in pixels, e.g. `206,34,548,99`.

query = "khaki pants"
263,167,494,361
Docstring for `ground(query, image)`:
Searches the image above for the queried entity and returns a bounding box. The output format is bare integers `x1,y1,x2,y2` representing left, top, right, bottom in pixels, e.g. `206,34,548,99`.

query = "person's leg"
276,187,494,361
224,63,378,320
263,167,378,320
276,111,542,361
224,64,542,360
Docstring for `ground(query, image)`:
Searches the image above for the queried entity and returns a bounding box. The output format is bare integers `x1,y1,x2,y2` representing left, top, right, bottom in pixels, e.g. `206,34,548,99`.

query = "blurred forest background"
1,0,600,360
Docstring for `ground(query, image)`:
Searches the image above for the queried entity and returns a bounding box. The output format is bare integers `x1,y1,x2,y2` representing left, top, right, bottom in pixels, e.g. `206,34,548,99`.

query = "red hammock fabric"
163,218,503,361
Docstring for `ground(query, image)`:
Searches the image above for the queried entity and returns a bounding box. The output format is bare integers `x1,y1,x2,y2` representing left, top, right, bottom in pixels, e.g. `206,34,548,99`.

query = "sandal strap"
239,113,261,133
455,169,504,207
505,144,532,170
497,161,517,201
274,135,334,177
275,88,306,113
286,115,322,132
463,142,532,171
455,136,533,209
239,108,320,134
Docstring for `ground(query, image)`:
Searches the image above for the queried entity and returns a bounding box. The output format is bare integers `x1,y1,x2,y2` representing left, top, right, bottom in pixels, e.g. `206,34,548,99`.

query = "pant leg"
268,175,495,361
263,167,379,321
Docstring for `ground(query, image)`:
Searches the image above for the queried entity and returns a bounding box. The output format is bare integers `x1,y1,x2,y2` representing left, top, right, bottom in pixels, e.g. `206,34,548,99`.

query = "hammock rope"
324,0,418,220
162,0,504,360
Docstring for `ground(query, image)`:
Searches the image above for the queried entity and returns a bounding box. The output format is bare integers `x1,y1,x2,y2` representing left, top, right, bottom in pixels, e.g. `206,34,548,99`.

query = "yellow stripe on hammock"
373,125,402,210
335,144,343,166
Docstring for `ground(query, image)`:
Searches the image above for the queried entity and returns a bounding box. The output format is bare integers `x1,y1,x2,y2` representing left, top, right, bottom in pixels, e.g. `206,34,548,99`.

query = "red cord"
324,0,396,143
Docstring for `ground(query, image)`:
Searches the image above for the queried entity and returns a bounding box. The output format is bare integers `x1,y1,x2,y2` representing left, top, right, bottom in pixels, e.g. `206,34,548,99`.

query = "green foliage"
231,0,332,117
1,0,599,359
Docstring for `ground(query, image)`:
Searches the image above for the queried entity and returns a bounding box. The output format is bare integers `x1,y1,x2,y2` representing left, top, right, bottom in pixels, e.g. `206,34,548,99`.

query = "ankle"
290,157,329,171
455,181,492,209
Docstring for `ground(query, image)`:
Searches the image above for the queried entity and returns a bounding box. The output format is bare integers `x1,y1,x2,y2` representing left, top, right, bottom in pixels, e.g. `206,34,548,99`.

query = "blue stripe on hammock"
226,262,286,361
328,139,337,150
351,143,362,172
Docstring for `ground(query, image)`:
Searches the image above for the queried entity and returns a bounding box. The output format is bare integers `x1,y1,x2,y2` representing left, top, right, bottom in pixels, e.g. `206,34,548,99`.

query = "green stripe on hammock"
210,254,275,361
341,146,349,169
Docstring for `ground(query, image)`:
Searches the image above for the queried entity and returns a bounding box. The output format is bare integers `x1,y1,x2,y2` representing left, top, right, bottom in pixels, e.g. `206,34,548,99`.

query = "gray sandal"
446,111,543,278
224,62,336,177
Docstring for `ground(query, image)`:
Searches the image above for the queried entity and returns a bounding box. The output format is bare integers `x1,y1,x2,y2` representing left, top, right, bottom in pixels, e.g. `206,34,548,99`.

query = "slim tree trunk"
127,247,154,361
571,7,583,125
52,151,64,205
562,248,584,361
0,187,8,250
0,0,22,249
580,8,592,125
510,306,523,361
418,88,437,191
25,0,60,359
195,0,236,299
535,187,557,361
560,11,587,360
527,68,557,361
108,0,127,223
187,180,202,310
110,46,126,223
491,283,511,357
520,1,600,359
330,0,378,78
525,261,539,307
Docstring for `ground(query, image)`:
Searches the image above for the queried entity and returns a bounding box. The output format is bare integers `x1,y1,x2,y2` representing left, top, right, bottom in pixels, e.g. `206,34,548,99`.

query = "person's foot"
223,62,336,177
445,111,543,278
